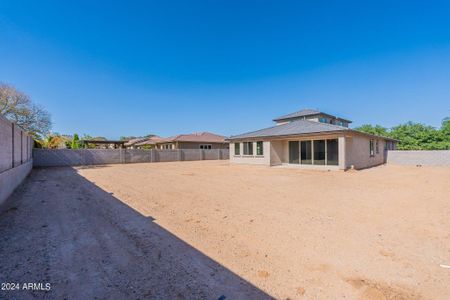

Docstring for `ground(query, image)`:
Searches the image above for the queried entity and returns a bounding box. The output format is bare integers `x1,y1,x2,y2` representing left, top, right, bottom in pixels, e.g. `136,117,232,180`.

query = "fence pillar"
20,131,23,164
11,123,14,168
120,148,125,164
178,149,182,161
200,150,204,160
218,149,221,160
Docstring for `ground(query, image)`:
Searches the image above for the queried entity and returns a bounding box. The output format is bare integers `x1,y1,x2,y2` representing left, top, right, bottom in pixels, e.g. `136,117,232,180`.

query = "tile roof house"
155,132,229,150
228,109,397,170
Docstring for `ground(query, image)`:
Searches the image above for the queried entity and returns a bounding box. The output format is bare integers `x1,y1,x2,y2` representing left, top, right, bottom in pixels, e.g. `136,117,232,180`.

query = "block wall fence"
0,115,33,205
33,148,230,167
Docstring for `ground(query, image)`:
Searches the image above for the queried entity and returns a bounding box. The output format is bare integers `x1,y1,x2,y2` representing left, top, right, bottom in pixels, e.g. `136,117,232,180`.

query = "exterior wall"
230,133,394,170
0,160,33,206
176,142,229,150
0,115,33,206
13,124,22,167
33,149,230,167
269,140,283,166
230,141,271,165
345,135,387,169
386,150,450,166
0,117,13,173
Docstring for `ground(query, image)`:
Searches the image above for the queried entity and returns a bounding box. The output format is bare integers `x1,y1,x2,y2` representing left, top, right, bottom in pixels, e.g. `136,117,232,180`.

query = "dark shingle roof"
273,109,321,121
229,119,349,140
273,108,352,123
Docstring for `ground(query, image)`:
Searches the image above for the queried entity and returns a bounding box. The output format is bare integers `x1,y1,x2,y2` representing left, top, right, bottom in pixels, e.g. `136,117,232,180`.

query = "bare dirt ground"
1,161,449,299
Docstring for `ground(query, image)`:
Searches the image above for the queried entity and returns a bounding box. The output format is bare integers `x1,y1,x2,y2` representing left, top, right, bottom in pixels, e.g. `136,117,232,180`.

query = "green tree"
71,133,80,149
354,124,390,137
390,122,443,150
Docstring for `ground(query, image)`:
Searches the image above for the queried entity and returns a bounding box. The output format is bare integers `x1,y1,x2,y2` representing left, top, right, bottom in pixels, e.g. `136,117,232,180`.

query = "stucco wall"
345,135,386,169
269,140,283,166
230,141,271,165
386,150,450,166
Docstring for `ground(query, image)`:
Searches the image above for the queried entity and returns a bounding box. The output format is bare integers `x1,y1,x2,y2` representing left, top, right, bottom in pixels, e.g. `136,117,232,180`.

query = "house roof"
160,132,228,143
228,119,398,141
134,136,165,146
124,137,151,146
229,119,349,140
273,108,352,123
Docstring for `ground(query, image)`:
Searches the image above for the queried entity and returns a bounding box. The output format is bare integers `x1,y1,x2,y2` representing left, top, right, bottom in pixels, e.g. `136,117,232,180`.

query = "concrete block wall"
0,114,33,206
386,150,450,166
33,149,230,167
0,116,13,173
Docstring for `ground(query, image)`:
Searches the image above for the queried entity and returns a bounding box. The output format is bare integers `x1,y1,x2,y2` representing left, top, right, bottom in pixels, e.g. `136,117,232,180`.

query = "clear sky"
1,1,449,139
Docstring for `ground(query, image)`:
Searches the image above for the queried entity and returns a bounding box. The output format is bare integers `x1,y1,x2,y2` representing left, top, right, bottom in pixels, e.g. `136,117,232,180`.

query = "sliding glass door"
289,141,299,164
326,139,339,165
300,141,312,164
289,138,339,166
313,140,326,165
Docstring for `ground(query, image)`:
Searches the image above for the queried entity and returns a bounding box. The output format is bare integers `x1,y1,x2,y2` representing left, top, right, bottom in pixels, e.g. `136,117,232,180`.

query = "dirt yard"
1,161,449,299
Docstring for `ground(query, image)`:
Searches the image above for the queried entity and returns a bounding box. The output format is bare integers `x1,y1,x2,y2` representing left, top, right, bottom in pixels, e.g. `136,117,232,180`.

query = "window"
369,139,374,156
256,141,263,155
289,141,299,164
376,140,379,154
200,144,212,149
243,142,253,155
300,140,312,164
326,139,339,165
234,143,240,155
313,140,326,165
319,117,327,123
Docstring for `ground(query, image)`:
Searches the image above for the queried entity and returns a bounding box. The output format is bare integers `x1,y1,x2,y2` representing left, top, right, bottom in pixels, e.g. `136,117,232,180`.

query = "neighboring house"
125,137,153,149
228,109,397,170
155,132,229,150
133,136,165,149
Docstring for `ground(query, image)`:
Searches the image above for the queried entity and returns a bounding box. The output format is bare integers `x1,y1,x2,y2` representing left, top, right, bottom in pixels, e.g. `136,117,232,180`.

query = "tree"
0,83,52,139
354,124,390,137
390,122,444,150
71,134,80,149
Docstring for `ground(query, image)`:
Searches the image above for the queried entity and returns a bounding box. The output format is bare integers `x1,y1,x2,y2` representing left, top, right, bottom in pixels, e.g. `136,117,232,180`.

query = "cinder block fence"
33,148,230,167
386,150,450,166
0,115,33,205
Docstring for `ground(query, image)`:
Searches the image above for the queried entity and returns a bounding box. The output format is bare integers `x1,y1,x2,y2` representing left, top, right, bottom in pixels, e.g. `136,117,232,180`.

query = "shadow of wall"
0,167,273,300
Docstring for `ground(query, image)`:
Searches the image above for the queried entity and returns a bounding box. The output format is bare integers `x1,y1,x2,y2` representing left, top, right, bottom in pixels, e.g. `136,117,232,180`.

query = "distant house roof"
228,119,397,141
82,139,126,145
134,136,165,146
161,132,227,143
273,108,352,123
124,137,151,146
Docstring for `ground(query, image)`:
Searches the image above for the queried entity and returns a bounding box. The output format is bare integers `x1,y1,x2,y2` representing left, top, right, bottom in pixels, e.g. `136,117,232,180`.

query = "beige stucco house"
154,132,229,150
228,109,397,170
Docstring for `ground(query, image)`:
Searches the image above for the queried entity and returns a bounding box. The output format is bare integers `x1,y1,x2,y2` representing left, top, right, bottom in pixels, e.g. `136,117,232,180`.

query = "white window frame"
369,139,375,157
243,142,253,155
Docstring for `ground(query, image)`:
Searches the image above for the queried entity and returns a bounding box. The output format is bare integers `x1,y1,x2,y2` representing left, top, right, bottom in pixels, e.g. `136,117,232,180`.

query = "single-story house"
124,137,154,149
228,109,397,170
155,132,229,150
133,136,165,149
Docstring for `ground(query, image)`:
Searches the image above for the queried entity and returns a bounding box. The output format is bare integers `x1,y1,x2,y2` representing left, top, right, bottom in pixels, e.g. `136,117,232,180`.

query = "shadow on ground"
0,167,273,299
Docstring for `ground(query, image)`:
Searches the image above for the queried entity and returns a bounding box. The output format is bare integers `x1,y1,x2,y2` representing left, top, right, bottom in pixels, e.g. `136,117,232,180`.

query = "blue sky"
1,1,449,139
